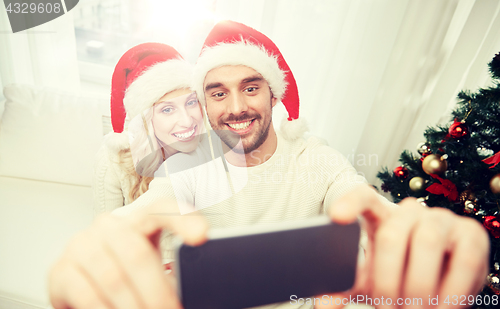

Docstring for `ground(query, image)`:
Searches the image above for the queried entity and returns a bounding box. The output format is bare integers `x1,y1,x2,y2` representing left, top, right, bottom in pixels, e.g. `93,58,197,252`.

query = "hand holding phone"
174,216,360,309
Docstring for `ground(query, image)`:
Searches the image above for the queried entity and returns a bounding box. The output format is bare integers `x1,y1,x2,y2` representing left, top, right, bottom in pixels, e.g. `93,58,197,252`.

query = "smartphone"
173,216,360,309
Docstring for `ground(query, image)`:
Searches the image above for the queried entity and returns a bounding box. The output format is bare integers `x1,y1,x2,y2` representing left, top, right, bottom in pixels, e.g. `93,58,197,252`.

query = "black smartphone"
173,216,360,309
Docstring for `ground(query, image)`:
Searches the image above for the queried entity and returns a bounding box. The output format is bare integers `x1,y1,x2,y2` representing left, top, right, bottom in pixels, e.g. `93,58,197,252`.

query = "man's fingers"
372,199,422,308
324,186,490,309
49,260,109,309
66,222,143,309
321,185,396,309
436,218,489,309
129,197,209,246
402,208,453,309
98,215,182,309
51,212,189,309
327,184,392,226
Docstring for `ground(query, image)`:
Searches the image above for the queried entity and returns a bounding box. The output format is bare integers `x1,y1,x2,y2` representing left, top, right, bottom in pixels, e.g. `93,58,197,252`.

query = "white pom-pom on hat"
103,132,130,152
280,117,309,141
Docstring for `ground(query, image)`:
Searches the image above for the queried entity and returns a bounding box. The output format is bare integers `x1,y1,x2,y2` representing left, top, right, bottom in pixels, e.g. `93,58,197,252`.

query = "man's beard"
209,112,272,154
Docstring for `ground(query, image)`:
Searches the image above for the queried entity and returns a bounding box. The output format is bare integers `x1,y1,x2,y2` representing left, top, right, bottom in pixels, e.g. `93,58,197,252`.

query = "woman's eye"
162,107,174,114
186,99,198,106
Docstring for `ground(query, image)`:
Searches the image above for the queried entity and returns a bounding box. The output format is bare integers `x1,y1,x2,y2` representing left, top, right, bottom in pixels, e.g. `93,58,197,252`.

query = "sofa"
0,84,108,308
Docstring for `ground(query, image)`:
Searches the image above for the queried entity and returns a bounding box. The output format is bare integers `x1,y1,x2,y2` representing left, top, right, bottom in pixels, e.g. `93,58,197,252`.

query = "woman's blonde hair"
118,148,153,202
120,106,166,202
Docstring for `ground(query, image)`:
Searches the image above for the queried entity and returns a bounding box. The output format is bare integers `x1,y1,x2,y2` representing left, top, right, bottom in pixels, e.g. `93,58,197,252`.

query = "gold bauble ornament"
487,273,500,295
422,154,448,175
490,173,500,194
409,177,426,192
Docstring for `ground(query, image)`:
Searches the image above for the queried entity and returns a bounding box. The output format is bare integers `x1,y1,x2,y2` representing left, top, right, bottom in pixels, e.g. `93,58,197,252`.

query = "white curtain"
0,6,80,92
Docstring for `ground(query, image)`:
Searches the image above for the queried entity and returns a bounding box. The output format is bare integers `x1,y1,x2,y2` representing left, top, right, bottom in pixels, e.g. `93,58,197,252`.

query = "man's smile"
226,119,255,134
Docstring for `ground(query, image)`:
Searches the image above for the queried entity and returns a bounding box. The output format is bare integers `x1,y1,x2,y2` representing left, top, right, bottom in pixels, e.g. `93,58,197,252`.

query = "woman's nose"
176,107,194,127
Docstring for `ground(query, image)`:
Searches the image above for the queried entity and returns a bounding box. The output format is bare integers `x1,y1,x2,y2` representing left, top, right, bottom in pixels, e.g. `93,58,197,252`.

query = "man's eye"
213,92,225,98
245,87,257,93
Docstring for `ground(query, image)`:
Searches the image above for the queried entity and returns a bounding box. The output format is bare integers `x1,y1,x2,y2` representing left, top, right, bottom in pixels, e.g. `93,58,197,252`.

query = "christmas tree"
378,52,500,307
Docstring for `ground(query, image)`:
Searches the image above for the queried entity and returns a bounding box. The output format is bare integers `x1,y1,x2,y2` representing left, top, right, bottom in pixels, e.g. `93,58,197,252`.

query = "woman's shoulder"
94,133,135,183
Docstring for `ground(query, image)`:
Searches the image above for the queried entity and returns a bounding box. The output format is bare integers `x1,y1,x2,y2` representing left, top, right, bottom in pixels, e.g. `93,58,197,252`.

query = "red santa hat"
193,20,307,140
107,43,193,150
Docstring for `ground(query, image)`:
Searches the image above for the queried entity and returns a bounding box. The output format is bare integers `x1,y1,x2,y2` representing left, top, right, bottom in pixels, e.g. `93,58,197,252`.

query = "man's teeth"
173,127,195,139
228,120,252,130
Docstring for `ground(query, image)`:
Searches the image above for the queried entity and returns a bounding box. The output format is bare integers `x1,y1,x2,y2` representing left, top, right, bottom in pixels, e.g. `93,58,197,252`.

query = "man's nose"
226,92,248,115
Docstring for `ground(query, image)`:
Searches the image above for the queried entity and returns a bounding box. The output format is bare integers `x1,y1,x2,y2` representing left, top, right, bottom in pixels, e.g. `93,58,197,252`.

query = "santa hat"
107,43,193,151
193,20,307,140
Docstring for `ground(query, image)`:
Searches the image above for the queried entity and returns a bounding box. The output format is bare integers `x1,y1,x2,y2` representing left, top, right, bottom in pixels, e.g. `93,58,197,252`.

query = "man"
49,21,489,309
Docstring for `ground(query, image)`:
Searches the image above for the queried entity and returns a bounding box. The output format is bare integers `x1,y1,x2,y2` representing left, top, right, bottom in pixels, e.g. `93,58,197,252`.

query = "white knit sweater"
93,142,134,215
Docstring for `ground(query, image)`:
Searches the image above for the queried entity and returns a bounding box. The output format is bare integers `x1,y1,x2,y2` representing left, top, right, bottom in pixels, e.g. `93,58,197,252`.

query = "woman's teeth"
173,126,196,140
228,120,252,130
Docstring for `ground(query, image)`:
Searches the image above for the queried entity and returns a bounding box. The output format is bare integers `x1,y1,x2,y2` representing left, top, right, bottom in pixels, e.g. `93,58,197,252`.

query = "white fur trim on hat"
280,117,308,140
124,59,193,120
193,41,287,104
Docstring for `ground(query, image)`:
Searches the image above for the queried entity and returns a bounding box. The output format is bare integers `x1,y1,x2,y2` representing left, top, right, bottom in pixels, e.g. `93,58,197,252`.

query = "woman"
93,43,203,215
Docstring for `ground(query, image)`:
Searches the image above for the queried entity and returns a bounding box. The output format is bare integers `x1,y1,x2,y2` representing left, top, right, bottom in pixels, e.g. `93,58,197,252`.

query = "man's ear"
271,96,278,108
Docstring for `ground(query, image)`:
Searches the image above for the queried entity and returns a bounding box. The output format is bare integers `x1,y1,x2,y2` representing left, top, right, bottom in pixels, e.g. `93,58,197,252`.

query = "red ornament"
393,166,409,179
448,119,468,139
425,174,459,202
483,151,500,169
484,215,500,238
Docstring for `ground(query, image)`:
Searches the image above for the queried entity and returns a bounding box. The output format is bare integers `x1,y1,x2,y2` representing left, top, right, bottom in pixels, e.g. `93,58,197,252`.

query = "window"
73,0,217,68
